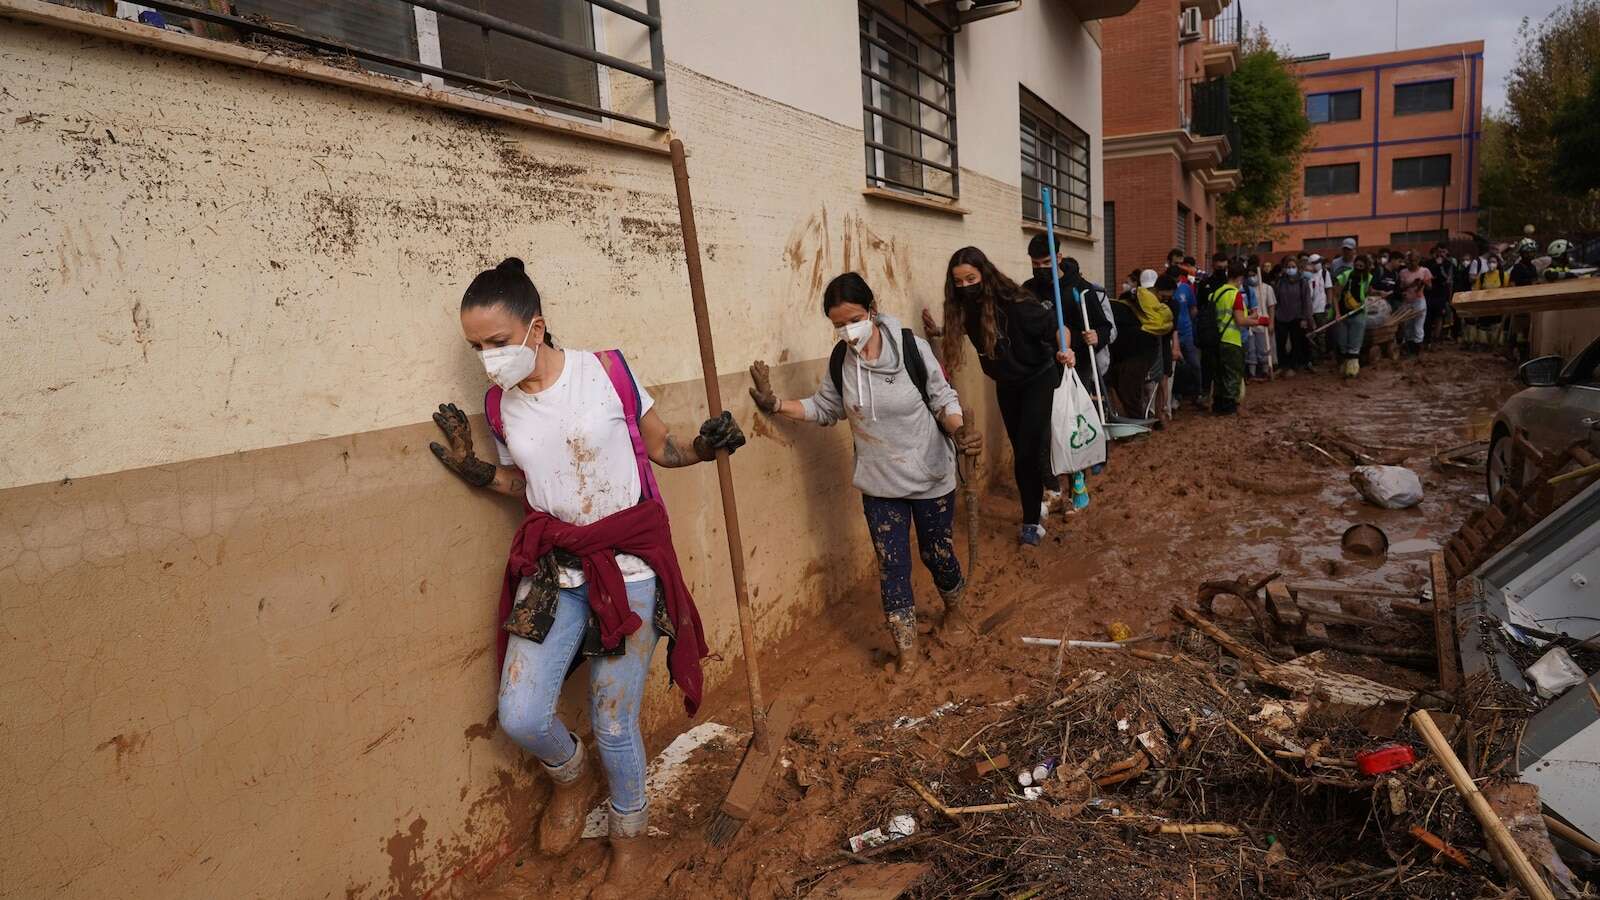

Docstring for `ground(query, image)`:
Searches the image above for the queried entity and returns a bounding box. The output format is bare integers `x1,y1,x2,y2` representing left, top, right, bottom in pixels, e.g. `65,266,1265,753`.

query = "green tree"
1552,66,1600,195
1479,0,1600,237
1219,27,1312,249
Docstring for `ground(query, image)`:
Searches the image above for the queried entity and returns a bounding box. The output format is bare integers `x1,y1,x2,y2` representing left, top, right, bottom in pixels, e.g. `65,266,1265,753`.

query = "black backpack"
1195,283,1224,349
829,327,933,415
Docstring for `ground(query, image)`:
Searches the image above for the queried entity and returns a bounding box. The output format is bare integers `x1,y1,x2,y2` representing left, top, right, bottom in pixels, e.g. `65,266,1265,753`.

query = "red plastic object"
1356,743,1417,776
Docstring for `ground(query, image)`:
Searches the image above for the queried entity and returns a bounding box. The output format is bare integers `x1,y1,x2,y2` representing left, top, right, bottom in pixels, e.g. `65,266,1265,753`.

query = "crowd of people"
417,231,1582,892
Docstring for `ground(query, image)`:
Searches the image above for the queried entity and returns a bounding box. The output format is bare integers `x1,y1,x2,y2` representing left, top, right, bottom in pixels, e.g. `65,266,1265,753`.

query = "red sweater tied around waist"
499,499,709,716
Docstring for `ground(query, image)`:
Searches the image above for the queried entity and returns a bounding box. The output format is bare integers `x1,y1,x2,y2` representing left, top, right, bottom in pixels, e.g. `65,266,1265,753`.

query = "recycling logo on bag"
1069,414,1098,449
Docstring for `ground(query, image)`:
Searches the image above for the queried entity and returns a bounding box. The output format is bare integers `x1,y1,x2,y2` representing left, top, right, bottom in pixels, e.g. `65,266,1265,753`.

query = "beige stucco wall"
0,4,1102,897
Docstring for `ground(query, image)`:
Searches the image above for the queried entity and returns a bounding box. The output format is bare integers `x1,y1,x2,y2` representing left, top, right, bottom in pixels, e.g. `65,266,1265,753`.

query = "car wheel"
1487,429,1519,499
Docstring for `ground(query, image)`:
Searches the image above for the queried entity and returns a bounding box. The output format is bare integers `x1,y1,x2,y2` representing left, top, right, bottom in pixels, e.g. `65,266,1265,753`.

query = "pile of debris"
794,562,1598,899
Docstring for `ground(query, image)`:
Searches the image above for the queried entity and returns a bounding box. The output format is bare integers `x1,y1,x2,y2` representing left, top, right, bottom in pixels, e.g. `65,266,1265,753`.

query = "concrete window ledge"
0,0,671,157
1021,220,1097,245
862,187,970,217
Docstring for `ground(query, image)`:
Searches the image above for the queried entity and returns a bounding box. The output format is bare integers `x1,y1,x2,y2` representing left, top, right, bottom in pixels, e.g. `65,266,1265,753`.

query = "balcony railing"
1210,0,1242,47
1188,76,1229,138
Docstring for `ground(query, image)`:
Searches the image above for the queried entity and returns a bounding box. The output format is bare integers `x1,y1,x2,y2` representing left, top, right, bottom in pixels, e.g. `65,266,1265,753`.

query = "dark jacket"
1022,269,1113,382
1510,260,1539,287
960,290,1059,385
1274,273,1311,323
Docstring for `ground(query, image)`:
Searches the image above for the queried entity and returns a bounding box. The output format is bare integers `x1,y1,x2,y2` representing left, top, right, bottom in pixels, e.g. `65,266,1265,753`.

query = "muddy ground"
476,348,1518,899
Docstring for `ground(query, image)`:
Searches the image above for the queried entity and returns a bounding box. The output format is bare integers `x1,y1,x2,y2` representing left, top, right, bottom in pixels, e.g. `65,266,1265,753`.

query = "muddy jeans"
863,492,963,615
498,578,659,815
1332,311,1367,359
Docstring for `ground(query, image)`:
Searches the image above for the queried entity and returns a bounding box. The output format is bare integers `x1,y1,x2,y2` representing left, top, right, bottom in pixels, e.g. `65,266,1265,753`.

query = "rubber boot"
537,737,599,858
887,609,920,679
1071,471,1090,510
589,806,652,899
938,580,975,646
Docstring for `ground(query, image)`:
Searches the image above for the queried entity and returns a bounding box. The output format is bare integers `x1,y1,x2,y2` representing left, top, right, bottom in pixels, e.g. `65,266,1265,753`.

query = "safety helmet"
1517,237,1538,255
1548,238,1571,257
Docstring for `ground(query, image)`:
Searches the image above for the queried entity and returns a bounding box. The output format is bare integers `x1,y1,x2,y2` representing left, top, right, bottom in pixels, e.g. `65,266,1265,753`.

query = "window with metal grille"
1020,87,1090,232
1389,229,1448,245
1305,162,1360,196
1302,235,1358,252
1206,224,1214,255
1306,89,1361,124
1176,203,1190,254
1394,79,1453,115
1103,202,1116,288
859,0,958,200
110,1,668,130
1392,154,1451,189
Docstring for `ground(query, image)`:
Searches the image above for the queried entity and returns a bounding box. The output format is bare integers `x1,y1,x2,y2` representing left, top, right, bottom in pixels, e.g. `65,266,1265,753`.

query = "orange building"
1101,0,1243,280
1279,41,1484,254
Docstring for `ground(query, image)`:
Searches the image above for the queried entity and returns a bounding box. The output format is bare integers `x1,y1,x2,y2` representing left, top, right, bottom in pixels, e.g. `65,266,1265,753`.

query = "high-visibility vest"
1213,284,1242,347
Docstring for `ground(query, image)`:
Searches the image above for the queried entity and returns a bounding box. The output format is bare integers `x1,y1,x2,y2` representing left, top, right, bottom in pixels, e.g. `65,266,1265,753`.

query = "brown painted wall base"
0,360,873,899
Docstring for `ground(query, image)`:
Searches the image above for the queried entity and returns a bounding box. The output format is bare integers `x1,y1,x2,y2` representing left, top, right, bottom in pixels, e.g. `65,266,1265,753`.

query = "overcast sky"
1247,0,1568,113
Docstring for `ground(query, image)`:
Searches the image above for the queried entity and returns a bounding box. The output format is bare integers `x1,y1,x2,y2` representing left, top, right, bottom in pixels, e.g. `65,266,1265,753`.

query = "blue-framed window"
1305,162,1361,196
1394,79,1453,115
1393,154,1451,189
1306,89,1361,124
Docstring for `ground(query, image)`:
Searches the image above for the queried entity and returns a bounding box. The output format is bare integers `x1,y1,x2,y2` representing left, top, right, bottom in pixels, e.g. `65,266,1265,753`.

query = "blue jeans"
863,492,963,615
498,578,659,815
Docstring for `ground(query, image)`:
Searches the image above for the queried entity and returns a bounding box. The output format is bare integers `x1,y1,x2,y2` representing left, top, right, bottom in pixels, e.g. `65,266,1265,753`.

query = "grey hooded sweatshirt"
799,314,962,500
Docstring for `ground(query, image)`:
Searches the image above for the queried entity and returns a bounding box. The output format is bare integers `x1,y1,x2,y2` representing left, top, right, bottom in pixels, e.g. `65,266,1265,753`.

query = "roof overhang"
1201,168,1242,194
1104,129,1232,175
1203,41,1239,77
1062,0,1139,21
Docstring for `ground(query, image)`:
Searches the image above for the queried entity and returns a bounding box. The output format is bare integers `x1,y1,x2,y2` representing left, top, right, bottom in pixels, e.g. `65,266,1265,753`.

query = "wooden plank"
1445,546,1467,578
1265,579,1303,630
1430,552,1461,693
1451,278,1600,317
1483,505,1507,532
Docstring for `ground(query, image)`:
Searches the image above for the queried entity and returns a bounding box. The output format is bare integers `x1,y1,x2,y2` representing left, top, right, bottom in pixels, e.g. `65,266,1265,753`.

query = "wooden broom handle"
668,138,768,752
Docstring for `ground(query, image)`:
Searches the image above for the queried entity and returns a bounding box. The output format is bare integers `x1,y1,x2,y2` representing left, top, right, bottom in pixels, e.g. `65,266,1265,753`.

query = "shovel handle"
669,139,769,750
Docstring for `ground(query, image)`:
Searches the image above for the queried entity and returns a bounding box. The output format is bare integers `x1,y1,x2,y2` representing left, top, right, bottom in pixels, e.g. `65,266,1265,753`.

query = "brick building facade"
1101,0,1242,283
1279,41,1484,254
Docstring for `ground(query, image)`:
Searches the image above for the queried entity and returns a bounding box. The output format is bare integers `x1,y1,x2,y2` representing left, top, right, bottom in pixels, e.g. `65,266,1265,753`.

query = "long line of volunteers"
416,231,1582,892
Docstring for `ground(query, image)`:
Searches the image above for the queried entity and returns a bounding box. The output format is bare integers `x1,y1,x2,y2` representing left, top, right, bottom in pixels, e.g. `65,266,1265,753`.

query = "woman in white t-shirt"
427,258,744,897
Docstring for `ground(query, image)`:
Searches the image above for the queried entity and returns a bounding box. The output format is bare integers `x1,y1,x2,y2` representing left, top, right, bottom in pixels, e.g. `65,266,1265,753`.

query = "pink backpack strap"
483,385,507,446
598,349,661,503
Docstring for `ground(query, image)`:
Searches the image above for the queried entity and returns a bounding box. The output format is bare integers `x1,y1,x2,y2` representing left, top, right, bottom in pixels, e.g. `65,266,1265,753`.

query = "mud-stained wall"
0,5,1102,898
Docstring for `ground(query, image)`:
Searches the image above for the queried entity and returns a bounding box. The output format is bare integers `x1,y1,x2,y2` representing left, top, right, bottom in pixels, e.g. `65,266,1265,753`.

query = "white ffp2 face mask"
480,323,539,390
837,318,874,353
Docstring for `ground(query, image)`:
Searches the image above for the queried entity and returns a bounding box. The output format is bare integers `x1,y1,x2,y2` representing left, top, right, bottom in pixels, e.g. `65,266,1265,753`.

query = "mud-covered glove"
693,410,747,461
748,360,779,414
953,423,983,458
428,402,496,487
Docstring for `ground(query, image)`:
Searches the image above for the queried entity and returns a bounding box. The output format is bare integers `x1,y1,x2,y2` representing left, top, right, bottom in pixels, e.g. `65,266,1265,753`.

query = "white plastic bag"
1350,465,1424,509
1050,367,1107,475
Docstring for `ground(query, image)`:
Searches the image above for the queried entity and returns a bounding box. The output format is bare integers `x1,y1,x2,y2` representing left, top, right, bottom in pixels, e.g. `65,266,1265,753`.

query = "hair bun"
496,257,526,275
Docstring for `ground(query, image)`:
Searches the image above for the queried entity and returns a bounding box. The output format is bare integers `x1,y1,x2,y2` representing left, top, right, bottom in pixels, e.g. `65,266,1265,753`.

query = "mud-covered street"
477,349,1521,898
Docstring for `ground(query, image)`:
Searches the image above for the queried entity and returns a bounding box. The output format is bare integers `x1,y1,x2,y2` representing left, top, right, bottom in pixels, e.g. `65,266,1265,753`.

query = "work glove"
953,423,983,458
428,402,496,487
693,410,747,461
747,360,779,414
